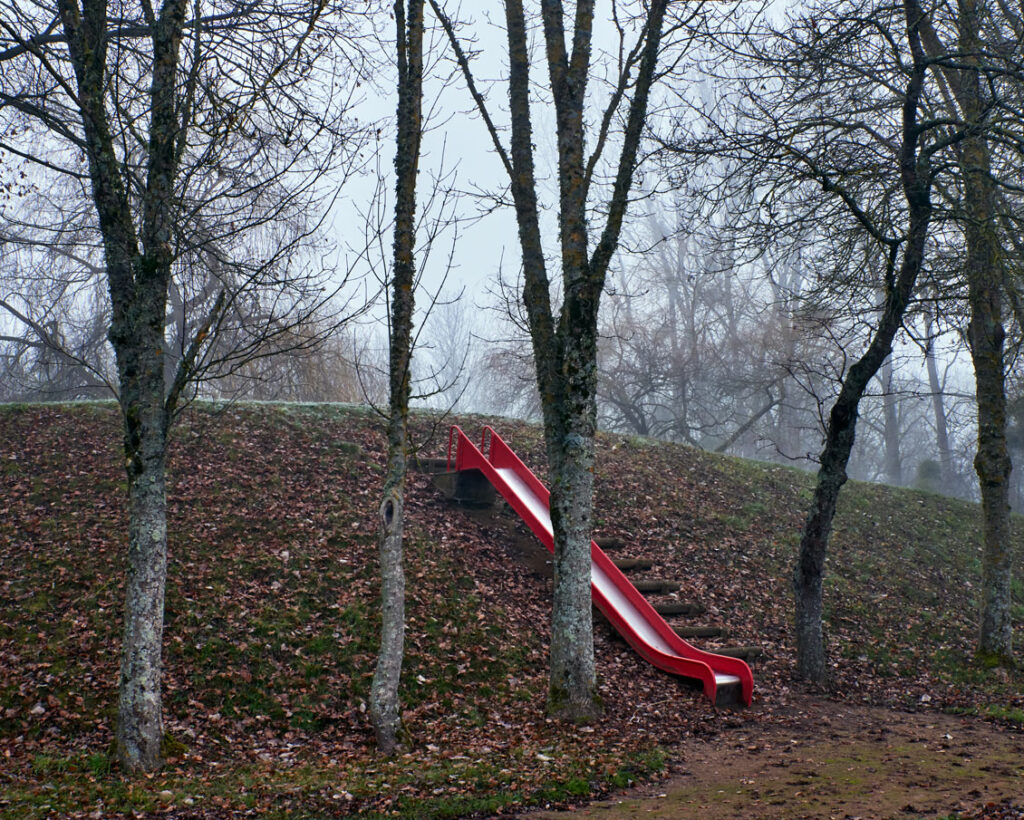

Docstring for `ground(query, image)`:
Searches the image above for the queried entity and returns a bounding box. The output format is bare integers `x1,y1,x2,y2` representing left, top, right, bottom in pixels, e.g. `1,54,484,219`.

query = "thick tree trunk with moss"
957,0,1013,663
116,341,171,771
793,0,932,683
28,0,353,772
917,0,1015,665
531,0,667,720
59,0,188,771
370,485,405,753
544,323,601,717
370,0,424,755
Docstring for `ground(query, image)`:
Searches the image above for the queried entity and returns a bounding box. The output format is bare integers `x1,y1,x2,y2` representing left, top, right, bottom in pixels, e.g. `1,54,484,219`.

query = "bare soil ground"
528,697,1024,820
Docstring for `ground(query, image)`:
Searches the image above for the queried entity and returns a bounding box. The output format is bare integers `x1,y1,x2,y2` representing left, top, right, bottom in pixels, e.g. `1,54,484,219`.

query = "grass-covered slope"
0,402,1021,818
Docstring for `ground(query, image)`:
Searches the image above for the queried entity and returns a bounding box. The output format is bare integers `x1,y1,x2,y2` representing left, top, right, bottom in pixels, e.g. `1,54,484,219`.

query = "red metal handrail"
446,424,466,472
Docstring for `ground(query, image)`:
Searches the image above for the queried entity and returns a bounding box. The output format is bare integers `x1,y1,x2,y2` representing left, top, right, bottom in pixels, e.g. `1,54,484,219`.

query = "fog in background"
2,1,1019,508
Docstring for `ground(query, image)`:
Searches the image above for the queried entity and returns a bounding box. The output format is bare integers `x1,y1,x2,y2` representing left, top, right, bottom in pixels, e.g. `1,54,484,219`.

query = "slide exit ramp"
446,425,754,707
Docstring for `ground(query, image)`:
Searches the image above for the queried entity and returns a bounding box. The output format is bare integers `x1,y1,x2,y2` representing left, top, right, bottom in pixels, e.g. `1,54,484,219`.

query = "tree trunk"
957,0,1013,663
433,0,668,720
370,488,405,753
545,325,600,719
793,1,932,683
60,0,186,769
109,254,174,772
370,0,423,754
795,382,865,682
115,346,170,770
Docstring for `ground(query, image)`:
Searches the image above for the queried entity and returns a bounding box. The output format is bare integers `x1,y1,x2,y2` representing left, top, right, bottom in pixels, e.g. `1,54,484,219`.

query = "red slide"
447,425,754,707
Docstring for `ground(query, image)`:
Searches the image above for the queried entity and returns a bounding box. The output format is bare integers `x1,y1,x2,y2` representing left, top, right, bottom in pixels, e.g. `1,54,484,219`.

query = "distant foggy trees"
596,203,824,462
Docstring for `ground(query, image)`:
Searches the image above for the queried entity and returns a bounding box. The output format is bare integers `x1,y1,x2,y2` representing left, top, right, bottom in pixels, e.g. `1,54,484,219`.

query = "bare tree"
369,0,424,756
432,0,674,719
956,0,1012,662
0,0,367,770
673,0,943,682
786,0,938,684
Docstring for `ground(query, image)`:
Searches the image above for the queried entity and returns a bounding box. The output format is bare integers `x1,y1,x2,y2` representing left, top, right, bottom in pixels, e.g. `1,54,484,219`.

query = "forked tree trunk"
918,0,1015,665
433,0,668,720
60,0,188,770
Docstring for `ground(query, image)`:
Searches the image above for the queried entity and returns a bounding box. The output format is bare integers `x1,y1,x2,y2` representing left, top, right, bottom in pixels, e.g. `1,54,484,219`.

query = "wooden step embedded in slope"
712,645,763,662
673,625,728,639
411,455,450,473
612,557,654,571
633,579,681,594
594,536,626,550
653,601,706,617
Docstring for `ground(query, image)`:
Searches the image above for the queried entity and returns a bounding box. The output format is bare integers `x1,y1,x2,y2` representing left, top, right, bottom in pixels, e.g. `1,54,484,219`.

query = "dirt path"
527,698,1024,819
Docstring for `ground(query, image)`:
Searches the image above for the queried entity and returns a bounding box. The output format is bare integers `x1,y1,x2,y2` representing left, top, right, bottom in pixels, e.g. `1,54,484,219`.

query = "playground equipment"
445,425,754,707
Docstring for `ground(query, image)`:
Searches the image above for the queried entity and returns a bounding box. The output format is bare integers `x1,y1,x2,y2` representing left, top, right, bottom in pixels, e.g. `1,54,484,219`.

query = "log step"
653,601,706,617
713,646,763,661
633,579,681,594
613,558,654,571
674,625,727,639
594,536,626,550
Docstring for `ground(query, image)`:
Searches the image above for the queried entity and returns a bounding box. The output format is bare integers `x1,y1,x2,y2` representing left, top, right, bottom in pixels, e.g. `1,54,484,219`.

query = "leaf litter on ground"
0,402,1021,818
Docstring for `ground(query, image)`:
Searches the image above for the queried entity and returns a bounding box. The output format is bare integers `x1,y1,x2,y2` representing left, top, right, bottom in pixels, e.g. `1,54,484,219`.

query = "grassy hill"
0,402,1021,818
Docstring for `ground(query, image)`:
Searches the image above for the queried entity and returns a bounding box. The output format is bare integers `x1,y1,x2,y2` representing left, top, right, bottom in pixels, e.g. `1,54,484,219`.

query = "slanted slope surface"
0,403,1021,818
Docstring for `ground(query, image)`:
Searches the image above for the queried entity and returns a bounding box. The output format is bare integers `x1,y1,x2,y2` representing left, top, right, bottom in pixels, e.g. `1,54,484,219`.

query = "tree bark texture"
957,0,1013,661
794,0,932,683
532,0,668,720
370,490,406,754
544,323,601,719
917,0,1015,664
370,0,423,755
117,383,170,772
59,0,188,771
